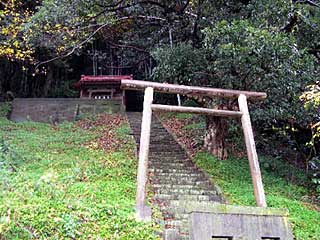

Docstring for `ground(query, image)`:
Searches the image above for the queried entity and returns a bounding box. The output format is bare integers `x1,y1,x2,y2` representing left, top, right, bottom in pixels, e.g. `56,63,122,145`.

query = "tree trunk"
43,65,54,97
0,80,3,97
204,116,228,160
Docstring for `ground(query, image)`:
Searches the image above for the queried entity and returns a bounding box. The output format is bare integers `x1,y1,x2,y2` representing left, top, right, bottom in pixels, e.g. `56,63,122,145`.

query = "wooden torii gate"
121,80,267,221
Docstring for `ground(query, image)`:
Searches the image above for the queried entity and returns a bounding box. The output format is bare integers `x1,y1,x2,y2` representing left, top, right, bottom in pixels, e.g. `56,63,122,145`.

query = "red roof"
75,75,133,88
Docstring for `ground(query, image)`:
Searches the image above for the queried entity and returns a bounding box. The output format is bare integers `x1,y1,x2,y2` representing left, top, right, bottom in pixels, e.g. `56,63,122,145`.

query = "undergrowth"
0,116,159,239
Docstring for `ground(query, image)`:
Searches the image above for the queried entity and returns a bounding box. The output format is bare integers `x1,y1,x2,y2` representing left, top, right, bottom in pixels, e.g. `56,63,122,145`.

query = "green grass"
160,112,193,120
194,151,320,239
0,117,159,239
182,122,205,131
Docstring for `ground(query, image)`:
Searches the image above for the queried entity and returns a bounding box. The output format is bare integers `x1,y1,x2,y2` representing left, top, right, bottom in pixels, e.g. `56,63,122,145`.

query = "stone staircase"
126,112,223,240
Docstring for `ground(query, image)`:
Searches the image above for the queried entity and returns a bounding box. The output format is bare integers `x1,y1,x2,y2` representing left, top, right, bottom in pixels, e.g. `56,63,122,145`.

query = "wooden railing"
121,80,267,221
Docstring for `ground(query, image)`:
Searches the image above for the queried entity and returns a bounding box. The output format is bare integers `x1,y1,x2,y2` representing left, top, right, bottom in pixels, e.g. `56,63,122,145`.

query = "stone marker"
188,203,293,240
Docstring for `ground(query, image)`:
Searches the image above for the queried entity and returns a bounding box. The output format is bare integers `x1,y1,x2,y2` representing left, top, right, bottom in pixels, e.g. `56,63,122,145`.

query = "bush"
0,102,11,118
0,137,25,172
308,156,320,200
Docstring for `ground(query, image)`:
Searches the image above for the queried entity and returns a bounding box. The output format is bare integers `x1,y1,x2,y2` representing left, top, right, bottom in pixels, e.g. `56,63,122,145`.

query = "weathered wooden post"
238,94,267,207
135,87,154,221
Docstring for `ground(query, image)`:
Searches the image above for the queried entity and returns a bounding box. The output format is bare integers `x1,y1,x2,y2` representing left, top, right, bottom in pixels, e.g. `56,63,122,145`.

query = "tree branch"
293,0,320,8
95,0,125,9
106,41,148,53
35,22,110,68
308,48,320,62
34,14,165,68
178,0,191,14
280,12,298,32
0,1,8,7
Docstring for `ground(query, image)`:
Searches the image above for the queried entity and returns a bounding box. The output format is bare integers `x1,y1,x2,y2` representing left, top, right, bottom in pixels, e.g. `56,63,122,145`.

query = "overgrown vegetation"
0,115,159,239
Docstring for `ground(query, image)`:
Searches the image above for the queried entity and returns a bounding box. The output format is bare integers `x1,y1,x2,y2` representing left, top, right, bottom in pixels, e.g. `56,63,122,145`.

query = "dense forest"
1,1,320,199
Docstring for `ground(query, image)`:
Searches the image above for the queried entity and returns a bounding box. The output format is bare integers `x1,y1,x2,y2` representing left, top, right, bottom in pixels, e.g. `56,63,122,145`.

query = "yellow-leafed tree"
0,0,34,61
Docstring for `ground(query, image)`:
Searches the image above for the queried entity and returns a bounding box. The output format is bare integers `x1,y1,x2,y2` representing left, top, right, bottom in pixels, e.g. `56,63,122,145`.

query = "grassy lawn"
0,114,158,239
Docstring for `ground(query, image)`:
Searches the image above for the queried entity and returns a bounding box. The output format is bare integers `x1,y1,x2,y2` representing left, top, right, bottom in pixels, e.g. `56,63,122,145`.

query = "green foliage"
246,0,292,29
173,113,194,120
47,79,78,98
152,16,319,163
194,151,320,239
308,155,320,198
301,83,320,109
152,43,208,85
182,122,205,131
300,84,320,197
153,19,317,124
24,0,97,52
115,123,131,139
0,103,11,118
0,137,25,173
182,98,200,107
0,118,158,239
291,2,320,51
203,19,313,88
23,0,126,56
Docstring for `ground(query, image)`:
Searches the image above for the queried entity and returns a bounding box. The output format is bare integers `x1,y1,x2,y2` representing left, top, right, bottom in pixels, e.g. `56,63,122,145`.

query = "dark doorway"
125,90,143,112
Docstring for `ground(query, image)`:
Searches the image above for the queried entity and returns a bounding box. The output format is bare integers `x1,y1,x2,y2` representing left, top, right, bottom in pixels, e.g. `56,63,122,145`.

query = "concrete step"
150,154,188,158
151,172,204,178
151,182,212,190
149,156,188,162
150,155,189,159
153,193,219,202
149,162,195,168
149,146,183,150
150,164,201,173
154,188,217,195
164,219,184,229
149,168,198,174
150,157,191,162
150,151,185,155
150,179,212,187
149,160,193,165
161,211,190,220
150,175,207,184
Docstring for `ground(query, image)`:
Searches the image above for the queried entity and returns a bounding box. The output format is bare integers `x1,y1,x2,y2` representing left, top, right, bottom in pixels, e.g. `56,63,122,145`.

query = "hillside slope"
0,113,159,239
